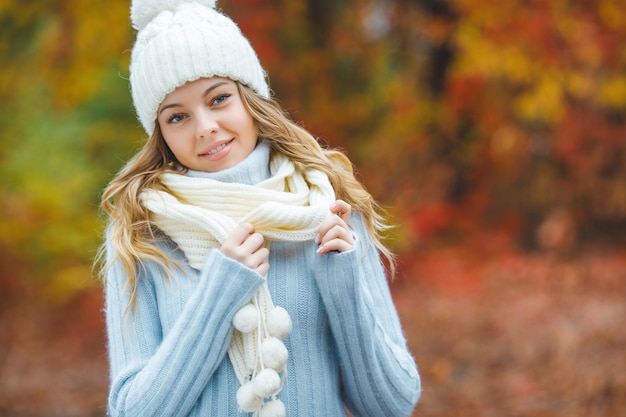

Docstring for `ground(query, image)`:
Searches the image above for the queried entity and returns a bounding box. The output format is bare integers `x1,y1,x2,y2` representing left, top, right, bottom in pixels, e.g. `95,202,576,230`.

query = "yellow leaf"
599,76,626,110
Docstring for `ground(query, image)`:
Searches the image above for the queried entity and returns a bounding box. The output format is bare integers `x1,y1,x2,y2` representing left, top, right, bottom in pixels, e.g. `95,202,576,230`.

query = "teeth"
208,142,227,155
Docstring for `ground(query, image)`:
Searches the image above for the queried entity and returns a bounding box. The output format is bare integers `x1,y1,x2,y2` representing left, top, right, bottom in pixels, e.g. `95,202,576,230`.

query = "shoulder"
104,224,188,277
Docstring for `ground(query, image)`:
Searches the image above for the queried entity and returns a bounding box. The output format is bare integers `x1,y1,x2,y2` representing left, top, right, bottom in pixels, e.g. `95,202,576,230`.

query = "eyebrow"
158,81,230,115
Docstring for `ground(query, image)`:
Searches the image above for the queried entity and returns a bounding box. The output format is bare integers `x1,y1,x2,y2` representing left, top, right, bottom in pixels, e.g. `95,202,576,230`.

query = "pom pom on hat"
131,0,217,30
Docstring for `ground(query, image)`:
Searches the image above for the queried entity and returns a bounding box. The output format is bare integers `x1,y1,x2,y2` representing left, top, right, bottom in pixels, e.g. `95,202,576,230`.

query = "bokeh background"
1,0,625,416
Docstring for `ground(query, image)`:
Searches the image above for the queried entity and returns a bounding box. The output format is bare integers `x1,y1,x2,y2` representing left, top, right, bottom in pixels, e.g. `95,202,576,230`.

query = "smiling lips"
202,139,233,156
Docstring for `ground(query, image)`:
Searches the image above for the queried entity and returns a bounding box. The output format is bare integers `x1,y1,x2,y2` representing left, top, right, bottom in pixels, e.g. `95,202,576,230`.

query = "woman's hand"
220,223,270,276
316,200,354,254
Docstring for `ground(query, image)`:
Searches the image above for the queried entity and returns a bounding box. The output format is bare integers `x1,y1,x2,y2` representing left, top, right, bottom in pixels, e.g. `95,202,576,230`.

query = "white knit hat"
129,0,270,135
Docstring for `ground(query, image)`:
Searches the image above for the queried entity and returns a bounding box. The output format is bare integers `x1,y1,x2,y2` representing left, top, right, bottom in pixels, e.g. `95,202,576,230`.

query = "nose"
195,109,219,138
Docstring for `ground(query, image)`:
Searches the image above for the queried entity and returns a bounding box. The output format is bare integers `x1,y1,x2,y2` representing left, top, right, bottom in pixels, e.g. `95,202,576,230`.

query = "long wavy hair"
98,82,395,306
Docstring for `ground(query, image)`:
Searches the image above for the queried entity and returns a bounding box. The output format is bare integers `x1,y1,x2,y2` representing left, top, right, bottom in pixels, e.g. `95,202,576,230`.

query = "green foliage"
0,67,141,301
0,0,139,303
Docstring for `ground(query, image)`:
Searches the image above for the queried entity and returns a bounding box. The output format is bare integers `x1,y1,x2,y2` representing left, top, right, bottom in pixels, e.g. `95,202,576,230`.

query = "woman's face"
157,77,258,172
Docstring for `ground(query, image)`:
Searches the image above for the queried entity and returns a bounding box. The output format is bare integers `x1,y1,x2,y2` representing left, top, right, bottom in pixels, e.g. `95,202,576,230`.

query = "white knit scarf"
139,153,335,415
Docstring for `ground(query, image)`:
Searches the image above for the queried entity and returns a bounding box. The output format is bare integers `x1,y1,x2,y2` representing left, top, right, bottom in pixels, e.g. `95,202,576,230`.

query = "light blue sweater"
104,144,421,416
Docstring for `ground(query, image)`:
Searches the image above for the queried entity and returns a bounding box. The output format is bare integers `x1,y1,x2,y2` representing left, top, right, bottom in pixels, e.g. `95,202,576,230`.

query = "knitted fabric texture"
129,0,269,135
139,154,335,269
139,154,335,415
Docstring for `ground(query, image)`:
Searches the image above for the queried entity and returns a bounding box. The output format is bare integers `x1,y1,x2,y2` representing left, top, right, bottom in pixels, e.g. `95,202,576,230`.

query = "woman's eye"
167,113,186,124
211,93,231,106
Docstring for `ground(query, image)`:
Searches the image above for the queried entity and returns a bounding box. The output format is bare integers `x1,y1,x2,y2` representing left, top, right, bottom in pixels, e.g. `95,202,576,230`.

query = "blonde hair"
98,82,395,306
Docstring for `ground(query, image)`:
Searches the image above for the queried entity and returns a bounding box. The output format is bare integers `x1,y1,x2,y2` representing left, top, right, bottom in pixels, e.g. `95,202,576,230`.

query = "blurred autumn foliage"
0,0,624,416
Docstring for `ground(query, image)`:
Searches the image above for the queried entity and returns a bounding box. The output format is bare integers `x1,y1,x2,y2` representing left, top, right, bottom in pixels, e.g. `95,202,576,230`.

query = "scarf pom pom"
253,368,282,398
237,381,263,412
233,304,259,333
260,398,286,417
261,337,288,371
267,306,292,339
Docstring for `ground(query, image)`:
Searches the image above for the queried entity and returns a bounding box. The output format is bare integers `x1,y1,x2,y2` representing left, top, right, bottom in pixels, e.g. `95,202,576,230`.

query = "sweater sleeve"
313,213,421,417
104,236,265,417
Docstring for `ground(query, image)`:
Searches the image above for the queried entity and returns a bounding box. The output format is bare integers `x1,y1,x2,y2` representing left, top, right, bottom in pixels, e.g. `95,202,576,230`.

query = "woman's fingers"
317,200,352,239
222,222,255,248
317,223,354,254
316,201,354,254
221,200,355,263
220,223,270,275
330,199,351,223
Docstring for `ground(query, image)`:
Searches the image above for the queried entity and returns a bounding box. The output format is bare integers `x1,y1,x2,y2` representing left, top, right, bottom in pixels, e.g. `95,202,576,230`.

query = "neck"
187,141,271,185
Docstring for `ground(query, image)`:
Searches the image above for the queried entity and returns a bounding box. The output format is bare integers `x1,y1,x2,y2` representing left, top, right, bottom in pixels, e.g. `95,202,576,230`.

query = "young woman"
100,1,421,416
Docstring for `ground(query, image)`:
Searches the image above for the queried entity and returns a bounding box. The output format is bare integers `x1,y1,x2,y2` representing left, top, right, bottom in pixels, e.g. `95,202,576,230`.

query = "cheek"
242,115,258,139
162,134,176,151
248,122,259,139
162,132,189,157
231,104,258,138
